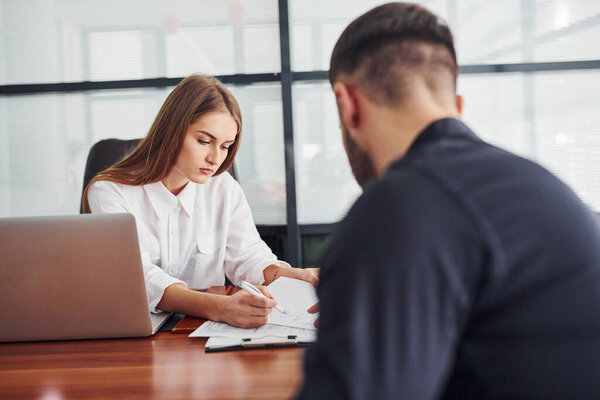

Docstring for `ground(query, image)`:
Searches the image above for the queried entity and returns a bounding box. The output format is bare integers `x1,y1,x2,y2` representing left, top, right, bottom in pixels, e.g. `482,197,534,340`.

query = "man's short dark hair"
329,2,458,105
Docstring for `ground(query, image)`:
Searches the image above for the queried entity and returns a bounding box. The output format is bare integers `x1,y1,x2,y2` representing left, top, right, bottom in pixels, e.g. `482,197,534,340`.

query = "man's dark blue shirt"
297,118,600,399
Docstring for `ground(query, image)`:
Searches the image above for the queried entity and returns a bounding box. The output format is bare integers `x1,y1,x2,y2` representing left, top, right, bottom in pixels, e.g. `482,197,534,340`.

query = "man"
297,3,600,399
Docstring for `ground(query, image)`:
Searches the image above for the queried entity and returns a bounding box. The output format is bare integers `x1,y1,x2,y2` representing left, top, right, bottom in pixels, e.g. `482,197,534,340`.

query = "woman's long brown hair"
81,74,242,213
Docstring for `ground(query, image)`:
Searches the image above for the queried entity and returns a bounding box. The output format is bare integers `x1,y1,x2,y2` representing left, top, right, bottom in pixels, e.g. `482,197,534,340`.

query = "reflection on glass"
229,83,287,225
243,24,281,74
534,70,600,211
0,89,171,217
89,31,144,81
167,26,236,76
89,89,169,143
453,1,522,64
458,73,529,156
293,82,361,224
0,0,280,85
459,70,600,211
289,0,600,68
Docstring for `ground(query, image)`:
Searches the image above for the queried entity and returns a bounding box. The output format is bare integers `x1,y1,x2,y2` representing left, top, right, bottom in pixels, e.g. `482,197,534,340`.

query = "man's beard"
341,122,378,188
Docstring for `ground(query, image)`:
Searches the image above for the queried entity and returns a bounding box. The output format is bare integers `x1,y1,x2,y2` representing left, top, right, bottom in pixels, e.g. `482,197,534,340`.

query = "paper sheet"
266,277,318,330
190,320,316,339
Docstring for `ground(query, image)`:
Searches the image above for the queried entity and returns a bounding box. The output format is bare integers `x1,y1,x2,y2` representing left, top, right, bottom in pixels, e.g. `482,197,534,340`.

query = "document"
192,321,316,351
266,276,319,330
190,320,316,339
189,277,319,351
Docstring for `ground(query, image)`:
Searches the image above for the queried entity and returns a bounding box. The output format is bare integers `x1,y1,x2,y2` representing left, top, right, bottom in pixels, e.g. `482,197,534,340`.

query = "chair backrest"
80,138,141,213
80,138,238,213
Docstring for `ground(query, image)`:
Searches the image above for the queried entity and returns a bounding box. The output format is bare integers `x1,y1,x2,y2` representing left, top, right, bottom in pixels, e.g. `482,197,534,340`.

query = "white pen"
239,280,287,314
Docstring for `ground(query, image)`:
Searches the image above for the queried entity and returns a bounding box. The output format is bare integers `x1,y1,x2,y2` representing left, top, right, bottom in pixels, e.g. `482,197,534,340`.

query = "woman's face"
167,111,237,190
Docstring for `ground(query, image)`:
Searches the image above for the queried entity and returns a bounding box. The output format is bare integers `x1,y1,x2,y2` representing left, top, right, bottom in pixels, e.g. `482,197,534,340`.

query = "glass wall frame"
2,0,599,267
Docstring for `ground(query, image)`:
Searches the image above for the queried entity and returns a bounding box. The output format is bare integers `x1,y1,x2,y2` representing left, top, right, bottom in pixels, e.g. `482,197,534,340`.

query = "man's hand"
308,303,319,328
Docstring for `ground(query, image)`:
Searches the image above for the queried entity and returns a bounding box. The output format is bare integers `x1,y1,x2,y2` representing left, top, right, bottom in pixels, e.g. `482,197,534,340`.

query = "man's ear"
333,82,359,129
456,94,464,119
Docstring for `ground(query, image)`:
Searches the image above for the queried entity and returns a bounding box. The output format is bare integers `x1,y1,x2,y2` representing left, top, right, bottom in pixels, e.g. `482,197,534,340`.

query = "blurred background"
1,0,599,266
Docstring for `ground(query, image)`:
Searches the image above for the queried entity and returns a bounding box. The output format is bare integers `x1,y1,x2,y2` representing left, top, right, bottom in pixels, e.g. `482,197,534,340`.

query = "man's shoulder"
345,166,467,232
359,166,453,210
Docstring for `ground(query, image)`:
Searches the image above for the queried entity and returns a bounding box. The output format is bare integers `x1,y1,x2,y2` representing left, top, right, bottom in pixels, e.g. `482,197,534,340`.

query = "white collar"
143,181,196,219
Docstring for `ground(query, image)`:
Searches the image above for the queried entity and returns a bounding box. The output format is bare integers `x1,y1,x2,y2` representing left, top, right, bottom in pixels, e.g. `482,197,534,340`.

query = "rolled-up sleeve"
88,181,185,313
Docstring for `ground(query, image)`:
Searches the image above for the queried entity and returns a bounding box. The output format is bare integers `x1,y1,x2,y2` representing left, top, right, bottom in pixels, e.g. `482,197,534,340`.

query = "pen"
239,281,287,314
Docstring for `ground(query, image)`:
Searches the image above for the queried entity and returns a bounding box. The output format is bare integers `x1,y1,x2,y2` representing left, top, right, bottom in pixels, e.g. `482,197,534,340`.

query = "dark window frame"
1,0,599,266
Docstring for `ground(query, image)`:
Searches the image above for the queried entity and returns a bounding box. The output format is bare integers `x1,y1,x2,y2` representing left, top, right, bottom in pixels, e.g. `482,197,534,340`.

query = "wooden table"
0,328,305,399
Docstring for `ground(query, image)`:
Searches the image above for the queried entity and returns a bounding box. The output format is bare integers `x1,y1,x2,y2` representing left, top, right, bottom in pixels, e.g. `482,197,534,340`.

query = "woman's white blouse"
88,172,286,312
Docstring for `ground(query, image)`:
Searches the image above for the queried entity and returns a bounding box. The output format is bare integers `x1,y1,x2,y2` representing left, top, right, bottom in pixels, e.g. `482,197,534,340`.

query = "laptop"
0,213,171,342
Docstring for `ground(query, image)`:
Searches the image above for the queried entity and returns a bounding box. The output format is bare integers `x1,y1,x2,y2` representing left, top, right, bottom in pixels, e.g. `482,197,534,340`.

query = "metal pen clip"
241,335,298,348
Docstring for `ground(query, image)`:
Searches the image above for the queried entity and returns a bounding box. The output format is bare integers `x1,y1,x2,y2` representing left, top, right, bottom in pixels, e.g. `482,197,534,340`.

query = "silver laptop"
0,213,171,342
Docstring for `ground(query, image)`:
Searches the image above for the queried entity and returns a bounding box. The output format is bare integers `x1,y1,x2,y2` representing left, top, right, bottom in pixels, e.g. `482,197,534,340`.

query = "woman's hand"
264,264,320,286
217,286,277,328
278,267,320,286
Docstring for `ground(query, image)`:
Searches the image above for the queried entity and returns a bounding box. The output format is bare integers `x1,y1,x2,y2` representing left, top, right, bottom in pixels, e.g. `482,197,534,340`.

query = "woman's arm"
157,283,277,328
223,177,320,286
263,264,320,286
88,181,187,312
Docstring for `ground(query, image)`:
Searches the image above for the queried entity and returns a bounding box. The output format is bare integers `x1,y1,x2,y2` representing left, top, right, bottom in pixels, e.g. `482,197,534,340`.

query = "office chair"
80,138,141,213
80,138,239,213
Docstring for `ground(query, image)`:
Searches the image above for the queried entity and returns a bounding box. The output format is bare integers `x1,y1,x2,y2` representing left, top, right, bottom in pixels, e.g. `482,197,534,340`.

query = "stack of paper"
189,277,319,351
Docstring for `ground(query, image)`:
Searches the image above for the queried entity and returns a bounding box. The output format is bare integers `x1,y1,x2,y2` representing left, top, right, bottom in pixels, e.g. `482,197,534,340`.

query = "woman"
82,74,318,328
